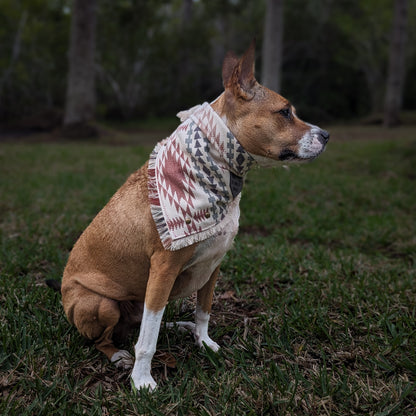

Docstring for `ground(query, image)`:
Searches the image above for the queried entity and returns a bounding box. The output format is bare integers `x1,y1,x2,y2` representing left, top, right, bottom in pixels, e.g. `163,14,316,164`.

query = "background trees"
261,0,284,93
0,0,415,132
384,0,409,127
0,0,69,127
62,0,97,137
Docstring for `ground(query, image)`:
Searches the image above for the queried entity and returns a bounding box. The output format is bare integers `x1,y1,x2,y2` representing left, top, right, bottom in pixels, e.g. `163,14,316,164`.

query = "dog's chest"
172,204,240,298
188,227,237,271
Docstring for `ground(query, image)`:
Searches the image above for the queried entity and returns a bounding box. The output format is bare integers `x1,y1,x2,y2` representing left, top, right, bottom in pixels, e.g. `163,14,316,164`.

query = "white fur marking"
194,305,220,351
167,307,219,352
298,124,325,159
111,349,134,370
131,305,165,391
166,321,196,333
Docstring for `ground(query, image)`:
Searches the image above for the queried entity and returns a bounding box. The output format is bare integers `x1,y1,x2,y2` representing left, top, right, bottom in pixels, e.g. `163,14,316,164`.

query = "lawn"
1,125,415,415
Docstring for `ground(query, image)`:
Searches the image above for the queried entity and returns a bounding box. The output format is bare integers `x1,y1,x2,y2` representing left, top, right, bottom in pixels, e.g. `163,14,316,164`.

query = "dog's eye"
278,108,291,119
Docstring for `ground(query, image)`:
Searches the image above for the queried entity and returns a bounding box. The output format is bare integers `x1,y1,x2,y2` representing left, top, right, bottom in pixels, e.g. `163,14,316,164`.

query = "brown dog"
61,43,329,391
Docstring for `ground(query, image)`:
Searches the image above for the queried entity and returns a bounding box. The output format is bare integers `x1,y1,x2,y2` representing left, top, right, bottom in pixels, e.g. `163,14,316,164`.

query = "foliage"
0,0,416,124
1,126,416,414
0,0,70,121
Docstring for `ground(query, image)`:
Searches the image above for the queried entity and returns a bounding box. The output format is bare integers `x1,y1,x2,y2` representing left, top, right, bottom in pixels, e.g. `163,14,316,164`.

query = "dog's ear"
222,51,240,89
238,41,256,92
223,41,257,100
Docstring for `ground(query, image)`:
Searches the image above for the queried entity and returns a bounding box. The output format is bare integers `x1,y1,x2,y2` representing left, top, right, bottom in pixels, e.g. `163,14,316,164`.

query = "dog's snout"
317,129,330,145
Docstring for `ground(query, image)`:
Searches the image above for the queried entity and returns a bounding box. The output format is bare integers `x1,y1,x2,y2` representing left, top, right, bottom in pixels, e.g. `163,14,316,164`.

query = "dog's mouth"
278,149,298,161
247,127,329,167
276,127,329,163
297,127,329,160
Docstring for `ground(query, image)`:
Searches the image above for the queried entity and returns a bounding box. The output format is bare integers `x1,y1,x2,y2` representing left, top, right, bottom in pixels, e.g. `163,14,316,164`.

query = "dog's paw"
166,321,196,333
111,350,134,370
196,335,220,352
167,321,220,352
131,374,157,392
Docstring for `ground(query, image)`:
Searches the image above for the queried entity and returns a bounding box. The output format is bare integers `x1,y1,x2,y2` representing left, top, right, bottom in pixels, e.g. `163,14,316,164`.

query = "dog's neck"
210,93,229,128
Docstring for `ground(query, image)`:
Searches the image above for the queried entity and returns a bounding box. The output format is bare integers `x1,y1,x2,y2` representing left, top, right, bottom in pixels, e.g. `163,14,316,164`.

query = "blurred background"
0,0,415,137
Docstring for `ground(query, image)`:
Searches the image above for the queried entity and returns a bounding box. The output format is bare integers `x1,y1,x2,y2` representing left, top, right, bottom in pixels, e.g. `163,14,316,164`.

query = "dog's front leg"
169,266,221,350
131,247,194,392
195,266,220,352
131,303,165,391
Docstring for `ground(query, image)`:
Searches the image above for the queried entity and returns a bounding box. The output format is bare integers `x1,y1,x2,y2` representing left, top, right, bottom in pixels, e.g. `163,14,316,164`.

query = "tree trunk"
261,0,284,93
363,65,384,116
180,0,193,82
177,0,194,104
383,0,408,127
0,10,27,97
63,0,97,138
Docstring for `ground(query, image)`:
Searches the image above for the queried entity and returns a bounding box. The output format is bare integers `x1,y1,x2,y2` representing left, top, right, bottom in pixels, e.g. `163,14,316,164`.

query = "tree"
0,10,27,99
178,0,194,102
384,0,409,127
261,0,284,93
333,0,392,117
63,0,97,138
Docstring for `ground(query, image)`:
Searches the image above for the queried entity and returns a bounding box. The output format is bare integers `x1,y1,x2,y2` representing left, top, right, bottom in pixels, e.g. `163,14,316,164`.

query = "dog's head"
216,43,329,167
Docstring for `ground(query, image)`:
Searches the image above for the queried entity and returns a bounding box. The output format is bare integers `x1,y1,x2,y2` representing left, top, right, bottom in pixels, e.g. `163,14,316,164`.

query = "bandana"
148,102,256,251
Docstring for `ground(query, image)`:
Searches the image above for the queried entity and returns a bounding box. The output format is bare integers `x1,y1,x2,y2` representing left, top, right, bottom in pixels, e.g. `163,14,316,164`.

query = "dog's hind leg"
63,282,134,369
113,300,143,342
94,297,134,370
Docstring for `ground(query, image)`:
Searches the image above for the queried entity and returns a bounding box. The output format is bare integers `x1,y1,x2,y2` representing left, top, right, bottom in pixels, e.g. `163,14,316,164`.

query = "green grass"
1,127,416,415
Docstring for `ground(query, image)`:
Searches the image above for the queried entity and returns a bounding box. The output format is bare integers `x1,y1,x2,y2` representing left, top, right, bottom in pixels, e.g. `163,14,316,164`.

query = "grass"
1,125,416,415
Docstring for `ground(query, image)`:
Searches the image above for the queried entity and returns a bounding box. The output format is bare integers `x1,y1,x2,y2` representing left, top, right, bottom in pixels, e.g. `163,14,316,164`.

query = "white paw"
196,336,220,352
111,350,134,370
131,374,157,392
167,321,220,352
166,321,196,333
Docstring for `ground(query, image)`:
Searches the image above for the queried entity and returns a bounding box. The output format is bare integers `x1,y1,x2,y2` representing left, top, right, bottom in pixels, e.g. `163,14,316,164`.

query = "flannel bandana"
148,102,255,251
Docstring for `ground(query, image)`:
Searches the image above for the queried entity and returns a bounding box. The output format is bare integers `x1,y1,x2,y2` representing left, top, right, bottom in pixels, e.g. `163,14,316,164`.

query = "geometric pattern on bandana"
148,102,255,250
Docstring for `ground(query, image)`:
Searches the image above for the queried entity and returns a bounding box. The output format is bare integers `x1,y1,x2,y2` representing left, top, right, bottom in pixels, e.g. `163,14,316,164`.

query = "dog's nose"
317,129,330,145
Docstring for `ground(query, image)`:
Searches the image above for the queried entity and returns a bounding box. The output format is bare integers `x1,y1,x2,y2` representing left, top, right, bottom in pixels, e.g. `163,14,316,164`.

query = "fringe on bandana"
148,102,255,251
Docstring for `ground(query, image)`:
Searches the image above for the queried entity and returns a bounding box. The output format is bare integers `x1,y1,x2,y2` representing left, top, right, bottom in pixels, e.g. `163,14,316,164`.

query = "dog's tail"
45,279,62,292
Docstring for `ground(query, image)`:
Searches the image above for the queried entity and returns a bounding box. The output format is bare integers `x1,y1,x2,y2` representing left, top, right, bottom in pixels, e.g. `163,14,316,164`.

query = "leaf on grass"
154,351,177,368
219,290,238,301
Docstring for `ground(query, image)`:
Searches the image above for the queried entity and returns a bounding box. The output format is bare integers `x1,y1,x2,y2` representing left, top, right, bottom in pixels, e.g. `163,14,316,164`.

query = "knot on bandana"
148,102,256,250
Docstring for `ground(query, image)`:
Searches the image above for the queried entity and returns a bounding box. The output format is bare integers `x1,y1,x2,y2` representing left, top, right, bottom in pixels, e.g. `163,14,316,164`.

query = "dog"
60,43,329,392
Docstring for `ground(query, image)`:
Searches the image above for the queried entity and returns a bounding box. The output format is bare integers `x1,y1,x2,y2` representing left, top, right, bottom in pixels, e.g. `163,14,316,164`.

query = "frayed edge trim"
148,142,173,250
167,220,229,251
